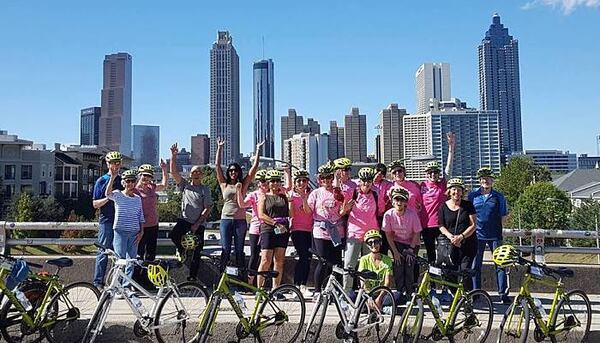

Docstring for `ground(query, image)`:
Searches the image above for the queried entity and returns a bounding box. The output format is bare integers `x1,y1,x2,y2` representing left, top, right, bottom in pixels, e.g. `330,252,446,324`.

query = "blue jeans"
94,222,115,287
472,239,508,296
220,219,247,267
113,230,139,286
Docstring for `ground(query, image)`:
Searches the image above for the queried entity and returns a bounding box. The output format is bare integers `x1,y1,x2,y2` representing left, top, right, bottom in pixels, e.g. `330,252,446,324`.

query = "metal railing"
1,221,600,264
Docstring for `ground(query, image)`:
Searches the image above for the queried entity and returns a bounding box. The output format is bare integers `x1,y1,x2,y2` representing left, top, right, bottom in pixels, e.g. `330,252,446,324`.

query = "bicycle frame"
410,267,466,337
508,268,567,336
317,266,385,335
198,270,271,336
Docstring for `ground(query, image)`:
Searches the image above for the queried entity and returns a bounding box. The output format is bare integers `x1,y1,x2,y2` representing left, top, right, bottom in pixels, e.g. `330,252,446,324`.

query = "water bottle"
15,290,33,311
432,296,444,317
234,292,248,314
130,294,149,317
533,298,547,318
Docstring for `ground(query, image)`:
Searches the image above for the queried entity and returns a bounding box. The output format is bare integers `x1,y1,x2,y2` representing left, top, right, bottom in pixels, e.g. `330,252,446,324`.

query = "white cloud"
522,0,600,14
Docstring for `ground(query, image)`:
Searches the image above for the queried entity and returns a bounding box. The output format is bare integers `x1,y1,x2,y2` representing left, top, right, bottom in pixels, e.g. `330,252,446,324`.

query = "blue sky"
1,0,599,159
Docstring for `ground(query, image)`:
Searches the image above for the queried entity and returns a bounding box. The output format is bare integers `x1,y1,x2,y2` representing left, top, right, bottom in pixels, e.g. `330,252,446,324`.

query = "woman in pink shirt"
382,187,422,298
236,169,269,286
307,162,346,296
341,167,379,293
135,161,168,262
388,160,423,213
373,163,394,254
289,169,313,297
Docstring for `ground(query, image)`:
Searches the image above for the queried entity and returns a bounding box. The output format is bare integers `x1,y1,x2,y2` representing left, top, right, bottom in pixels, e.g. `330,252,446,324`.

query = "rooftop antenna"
262,36,265,59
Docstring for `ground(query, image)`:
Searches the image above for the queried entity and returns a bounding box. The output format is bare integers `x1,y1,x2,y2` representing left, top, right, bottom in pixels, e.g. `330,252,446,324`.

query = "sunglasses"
367,239,382,247
341,168,351,172
360,179,373,183
321,175,334,180
269,179,282,183
124,179,136,184
392,169,405,174
228,169,238,173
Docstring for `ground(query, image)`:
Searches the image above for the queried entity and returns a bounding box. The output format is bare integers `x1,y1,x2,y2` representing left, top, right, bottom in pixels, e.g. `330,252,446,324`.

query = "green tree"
14,192,34,222
201,166,223,222
495,156,552,206
514,182,571,232
157,186,183,222
570,199,600,247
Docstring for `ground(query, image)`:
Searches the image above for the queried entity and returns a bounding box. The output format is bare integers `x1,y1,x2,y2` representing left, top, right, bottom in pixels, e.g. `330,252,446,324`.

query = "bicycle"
302,251,397,343
394,256,493,343
496,254,592,343
82,243,209,343
0,253,100,343
194,251,306,343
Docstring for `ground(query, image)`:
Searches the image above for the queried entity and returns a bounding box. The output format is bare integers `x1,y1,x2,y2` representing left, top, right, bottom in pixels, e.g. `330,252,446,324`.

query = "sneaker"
382,306,394,315
501,295,512,305
176,250,186,263
429,288,438,300
300,285,313,299
274,293,286,301
440,289,453,303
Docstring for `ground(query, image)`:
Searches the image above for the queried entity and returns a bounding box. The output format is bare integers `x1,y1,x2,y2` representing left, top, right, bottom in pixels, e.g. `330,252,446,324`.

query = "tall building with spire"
210,31,240,164
253,59,274,159
99,53,132,155
479,14,522,157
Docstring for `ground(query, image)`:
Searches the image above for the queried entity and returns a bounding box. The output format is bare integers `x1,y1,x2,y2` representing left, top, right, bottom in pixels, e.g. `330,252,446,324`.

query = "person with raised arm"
169,143,213,281
215,138,264,268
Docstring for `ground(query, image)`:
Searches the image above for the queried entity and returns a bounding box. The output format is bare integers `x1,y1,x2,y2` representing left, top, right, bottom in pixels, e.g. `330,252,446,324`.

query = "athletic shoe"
501,295,512,305
382,306,394,315
274,293,287,301
176,250,186,263
300,285,313,299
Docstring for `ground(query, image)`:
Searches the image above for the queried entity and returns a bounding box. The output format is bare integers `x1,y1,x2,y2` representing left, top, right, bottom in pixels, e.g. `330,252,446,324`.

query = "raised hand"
447,132,456,148
159,158,167,170
170,143,178,155
256,140,265,151
217,137,226,147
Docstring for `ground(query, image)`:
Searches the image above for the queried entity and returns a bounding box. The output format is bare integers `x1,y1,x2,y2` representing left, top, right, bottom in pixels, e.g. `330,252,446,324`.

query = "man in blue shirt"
92,151,124,290
468,167,510,304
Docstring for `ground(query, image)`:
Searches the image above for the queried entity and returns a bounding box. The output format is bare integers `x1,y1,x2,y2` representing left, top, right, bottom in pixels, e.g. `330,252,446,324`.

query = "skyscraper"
415,63,451,115
305,118,320,135
479,14,522,156
328,121,345,161
80,107,101,145
132,125,159,166
210,31,240,164
99,52,132,155
344,107,367,162
191,134,210,165
379,104,408,164
280,109,321,159
253,59,274,158
282,132,329,180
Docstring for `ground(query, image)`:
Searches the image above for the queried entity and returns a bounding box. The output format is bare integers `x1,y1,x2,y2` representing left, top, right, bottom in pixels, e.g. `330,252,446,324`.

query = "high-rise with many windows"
344,107,367,162
80,107,101,145
415,63,451,115
132,125,159,166
328,121,345,161
378,104,408,164
479,14,522,157
99,52,132,155
253,59,274,159
210,31,240,164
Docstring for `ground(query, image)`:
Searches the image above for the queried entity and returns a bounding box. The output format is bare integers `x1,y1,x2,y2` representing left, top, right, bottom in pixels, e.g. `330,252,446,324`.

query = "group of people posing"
91,131,510,304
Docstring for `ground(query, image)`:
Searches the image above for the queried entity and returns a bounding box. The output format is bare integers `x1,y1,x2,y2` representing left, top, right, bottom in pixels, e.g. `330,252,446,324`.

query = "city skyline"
2,1,599,160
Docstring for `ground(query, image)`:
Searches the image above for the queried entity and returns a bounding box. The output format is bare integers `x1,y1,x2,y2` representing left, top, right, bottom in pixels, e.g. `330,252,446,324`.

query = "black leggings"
291,231,312,286
422,227,441,263
248,233,261,272
313,238,343,292
138,225,158,261
170,219,205,279
449,246,476,293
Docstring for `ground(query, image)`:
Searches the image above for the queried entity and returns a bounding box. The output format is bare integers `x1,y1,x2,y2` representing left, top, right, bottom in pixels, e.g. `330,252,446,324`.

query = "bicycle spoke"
550,290,591,343
257,285,305,343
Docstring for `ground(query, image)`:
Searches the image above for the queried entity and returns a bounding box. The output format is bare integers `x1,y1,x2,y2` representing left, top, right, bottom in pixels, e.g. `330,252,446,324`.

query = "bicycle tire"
497,296,530,343
354,285,396,343
0,281,48,343
81,291,112,343
448,289,493,343
549,289,591,343
302,293,328,343
44,281,100,343
154,281,209,343
256,284,306,343
394,296,423,343
196,294,221,343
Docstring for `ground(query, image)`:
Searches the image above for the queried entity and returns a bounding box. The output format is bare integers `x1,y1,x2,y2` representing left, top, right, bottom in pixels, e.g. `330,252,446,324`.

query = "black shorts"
260,231,290,250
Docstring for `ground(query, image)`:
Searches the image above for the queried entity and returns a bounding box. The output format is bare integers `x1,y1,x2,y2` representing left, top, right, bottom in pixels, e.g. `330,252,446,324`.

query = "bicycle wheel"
302,293,329,343
44,282,100,343
196,294,221,343
256,284,306,343
154,281,209,343
354,286,396,343
81,291,112,343
498,296,530,343
448,289,493,343
394,296,423,343
0,281,47,343
549,290,591,343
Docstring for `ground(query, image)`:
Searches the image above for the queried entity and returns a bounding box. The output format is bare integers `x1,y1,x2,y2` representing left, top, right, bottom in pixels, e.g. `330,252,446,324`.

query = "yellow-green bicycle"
395,256,494,343
193,252,306,343
493,245,592,343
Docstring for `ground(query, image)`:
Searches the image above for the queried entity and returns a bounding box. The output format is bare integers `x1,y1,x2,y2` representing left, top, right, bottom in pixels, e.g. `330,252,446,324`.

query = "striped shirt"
108,191,145,233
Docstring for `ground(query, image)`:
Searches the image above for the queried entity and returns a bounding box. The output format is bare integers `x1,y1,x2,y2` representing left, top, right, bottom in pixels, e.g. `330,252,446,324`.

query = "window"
21,165,33,180
21,184,33,194
4,185,15,199
4,165,16,180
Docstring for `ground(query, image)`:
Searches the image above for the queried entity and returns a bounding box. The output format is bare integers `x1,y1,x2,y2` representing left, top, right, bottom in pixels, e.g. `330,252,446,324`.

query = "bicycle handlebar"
309,249,378,280
0,253,44,269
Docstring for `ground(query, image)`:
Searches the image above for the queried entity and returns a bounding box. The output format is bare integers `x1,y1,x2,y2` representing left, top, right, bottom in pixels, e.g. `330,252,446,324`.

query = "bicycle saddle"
547,267,574,278
46,257,74,268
